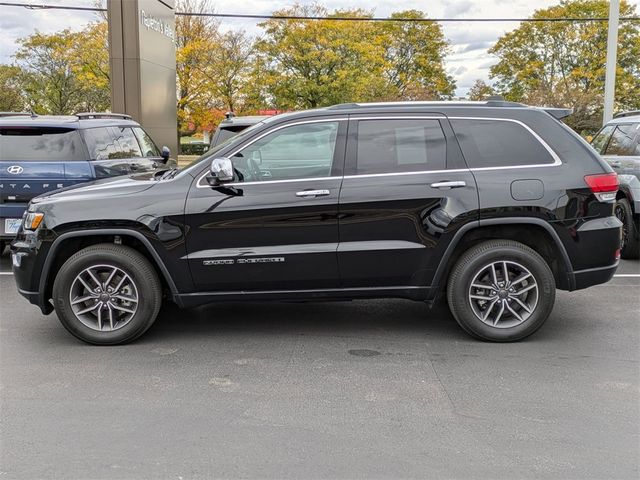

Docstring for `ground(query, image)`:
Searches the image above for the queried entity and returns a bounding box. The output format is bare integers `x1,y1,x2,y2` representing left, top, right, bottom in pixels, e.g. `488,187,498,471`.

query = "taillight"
584,172,618,202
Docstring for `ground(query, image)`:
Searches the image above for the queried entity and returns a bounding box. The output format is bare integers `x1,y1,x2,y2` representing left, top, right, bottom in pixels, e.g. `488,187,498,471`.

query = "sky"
1,0,639,97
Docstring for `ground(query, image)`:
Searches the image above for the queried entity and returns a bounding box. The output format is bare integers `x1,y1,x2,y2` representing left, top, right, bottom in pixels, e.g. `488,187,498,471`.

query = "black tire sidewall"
617,198,640,259
53,247,161,345
448,243,555,342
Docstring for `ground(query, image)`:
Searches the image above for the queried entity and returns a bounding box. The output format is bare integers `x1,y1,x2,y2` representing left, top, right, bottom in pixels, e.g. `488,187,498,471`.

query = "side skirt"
176,286,431,308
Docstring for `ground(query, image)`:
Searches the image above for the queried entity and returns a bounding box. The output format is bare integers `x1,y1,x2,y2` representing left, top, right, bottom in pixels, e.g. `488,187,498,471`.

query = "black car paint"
11,104,621,314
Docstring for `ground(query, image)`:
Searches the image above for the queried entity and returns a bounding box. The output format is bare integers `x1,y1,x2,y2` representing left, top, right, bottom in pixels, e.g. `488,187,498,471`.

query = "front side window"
451,119,555,168
111,127,142,158
0,127,85,161
232,122,339,182
604,124,640,156
356,119,446,174
133,127,160,157
591,125,615,154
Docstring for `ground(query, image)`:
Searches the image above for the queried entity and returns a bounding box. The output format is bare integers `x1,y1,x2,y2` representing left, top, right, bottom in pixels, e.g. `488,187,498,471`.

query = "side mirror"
207,157,234,185
161,146,170,162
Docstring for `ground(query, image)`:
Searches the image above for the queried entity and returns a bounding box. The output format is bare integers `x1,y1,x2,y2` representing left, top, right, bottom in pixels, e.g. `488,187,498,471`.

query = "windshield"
180,120,268,174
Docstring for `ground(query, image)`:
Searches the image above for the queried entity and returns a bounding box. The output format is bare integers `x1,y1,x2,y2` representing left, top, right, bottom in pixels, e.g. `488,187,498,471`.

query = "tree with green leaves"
489,0,640,133
468,79,495,101
0,65,24,112
253,5,455,109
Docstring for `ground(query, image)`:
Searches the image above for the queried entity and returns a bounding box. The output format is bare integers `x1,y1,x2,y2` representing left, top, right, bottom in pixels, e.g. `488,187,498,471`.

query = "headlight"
23,212,44,230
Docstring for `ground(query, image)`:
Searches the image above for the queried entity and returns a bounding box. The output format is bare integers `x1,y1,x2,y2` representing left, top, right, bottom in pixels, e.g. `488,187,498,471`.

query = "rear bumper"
573,262,619,290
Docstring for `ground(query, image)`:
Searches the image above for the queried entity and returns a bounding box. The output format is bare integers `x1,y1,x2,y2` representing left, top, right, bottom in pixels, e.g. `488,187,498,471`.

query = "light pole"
603,0,620,124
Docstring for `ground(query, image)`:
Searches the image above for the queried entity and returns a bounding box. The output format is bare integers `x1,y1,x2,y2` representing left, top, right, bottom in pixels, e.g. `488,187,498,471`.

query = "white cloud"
1,0,639,97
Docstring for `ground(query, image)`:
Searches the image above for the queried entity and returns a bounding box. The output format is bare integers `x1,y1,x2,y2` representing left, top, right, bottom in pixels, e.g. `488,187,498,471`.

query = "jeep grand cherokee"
10,101,622,345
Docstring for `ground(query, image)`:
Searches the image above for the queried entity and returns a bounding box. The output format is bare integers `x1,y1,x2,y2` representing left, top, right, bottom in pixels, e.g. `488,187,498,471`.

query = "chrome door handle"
430,181,466,189
296,189,330,197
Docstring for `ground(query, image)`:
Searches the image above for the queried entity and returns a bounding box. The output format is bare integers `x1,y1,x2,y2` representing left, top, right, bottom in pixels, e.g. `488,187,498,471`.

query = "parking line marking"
0,271,13,275
613,274,640,277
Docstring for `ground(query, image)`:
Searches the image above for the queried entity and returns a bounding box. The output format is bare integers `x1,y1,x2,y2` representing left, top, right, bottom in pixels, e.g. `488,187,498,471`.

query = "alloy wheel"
468,260,539,328
69,264,139,332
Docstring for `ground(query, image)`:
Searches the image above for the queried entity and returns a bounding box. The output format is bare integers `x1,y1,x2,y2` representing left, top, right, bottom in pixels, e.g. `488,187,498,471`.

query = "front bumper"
11,236,54,315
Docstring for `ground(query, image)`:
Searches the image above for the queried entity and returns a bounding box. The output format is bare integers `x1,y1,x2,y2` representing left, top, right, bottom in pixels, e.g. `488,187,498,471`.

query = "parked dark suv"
0,112,174,251
11,101,621,345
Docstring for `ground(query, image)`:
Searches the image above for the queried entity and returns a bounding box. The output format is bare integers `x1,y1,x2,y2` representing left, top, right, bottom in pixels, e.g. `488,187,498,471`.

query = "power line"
1,1,639,22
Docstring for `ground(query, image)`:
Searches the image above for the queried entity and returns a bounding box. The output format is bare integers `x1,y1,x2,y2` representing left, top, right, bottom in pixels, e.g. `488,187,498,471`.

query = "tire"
615,198,640,259
447,240,556,342
52,243,162,345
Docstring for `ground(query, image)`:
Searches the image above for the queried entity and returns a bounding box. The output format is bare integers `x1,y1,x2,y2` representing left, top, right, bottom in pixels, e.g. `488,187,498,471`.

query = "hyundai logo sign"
7,165,24,174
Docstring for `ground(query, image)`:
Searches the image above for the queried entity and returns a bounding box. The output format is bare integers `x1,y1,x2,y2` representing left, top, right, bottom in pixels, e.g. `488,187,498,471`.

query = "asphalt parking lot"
0,254,638,480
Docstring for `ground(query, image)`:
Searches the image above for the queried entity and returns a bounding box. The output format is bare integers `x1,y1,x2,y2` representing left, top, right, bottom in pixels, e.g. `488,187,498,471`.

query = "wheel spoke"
510,272,532,286
108,305,114,330
71,294,97,305
511,296,532,313
471,283,492,290
481,298,499,321
111,294,137,303
86,269,103,289
505,302,524,322
104,267,118,290
492,300,506,326
97,306,103,330
113,274,129,294
515,283,537,295
470,294,494,301
502,261,510,284
77,276,94,294
110,303,135,314
490,264,498,286
75,303,100,315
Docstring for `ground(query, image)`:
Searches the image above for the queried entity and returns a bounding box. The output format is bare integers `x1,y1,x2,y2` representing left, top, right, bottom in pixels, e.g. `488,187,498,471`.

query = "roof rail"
75,112,132,120
541,107,573,119
0,112,33,118
613,110,640,119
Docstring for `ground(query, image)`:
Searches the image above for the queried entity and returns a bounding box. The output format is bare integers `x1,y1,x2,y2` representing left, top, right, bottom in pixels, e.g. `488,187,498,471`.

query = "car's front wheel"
52,244,162,345
447,240,556,342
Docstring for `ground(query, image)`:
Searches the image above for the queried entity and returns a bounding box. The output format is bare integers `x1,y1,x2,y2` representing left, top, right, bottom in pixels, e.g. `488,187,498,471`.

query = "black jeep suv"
11,101,621,345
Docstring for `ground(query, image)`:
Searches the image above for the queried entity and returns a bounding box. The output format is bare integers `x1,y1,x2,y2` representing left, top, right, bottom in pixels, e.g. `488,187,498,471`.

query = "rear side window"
0,127,85,161
451,119,555,168
83,127,142,160
604,124,640,156
356,119,446,174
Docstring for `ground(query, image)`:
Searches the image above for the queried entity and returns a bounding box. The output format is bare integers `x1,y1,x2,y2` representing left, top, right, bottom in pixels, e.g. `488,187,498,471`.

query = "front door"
337,115,479,291
184,119,347,292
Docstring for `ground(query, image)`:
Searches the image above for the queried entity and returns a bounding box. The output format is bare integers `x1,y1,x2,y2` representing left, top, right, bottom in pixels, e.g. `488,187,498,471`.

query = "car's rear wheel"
52,244,162,345
614,197,639,259
447,240,555,342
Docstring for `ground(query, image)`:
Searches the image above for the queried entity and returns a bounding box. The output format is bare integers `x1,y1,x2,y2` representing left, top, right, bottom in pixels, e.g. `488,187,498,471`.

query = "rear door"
337,115,479,292
0,126,90,236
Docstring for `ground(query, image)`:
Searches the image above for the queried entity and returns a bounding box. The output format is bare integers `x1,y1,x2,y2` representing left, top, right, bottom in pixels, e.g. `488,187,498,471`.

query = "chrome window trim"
447,116,562,169
195,115,562,188
196,117,347,188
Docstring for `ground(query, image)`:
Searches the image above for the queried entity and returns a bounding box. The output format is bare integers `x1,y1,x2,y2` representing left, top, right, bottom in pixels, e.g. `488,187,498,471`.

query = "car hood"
31,172,157,205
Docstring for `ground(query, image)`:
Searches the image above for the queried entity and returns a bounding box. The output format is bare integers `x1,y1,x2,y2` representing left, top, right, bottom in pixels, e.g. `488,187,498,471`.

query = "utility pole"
603,0,620,124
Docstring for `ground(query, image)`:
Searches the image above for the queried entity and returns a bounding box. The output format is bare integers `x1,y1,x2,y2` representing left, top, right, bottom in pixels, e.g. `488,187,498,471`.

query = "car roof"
219,115,269,127
0,113,141,129
607,112,640,125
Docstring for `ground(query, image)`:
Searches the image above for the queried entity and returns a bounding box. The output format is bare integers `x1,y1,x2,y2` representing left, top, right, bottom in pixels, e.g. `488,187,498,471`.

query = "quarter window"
604,124,640,156
356,119,446,174
451,119,555,168
232,122,339,182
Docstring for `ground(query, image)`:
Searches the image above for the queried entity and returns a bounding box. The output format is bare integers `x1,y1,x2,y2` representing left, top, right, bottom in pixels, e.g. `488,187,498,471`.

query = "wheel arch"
39,229,181,312
429,218,575,302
